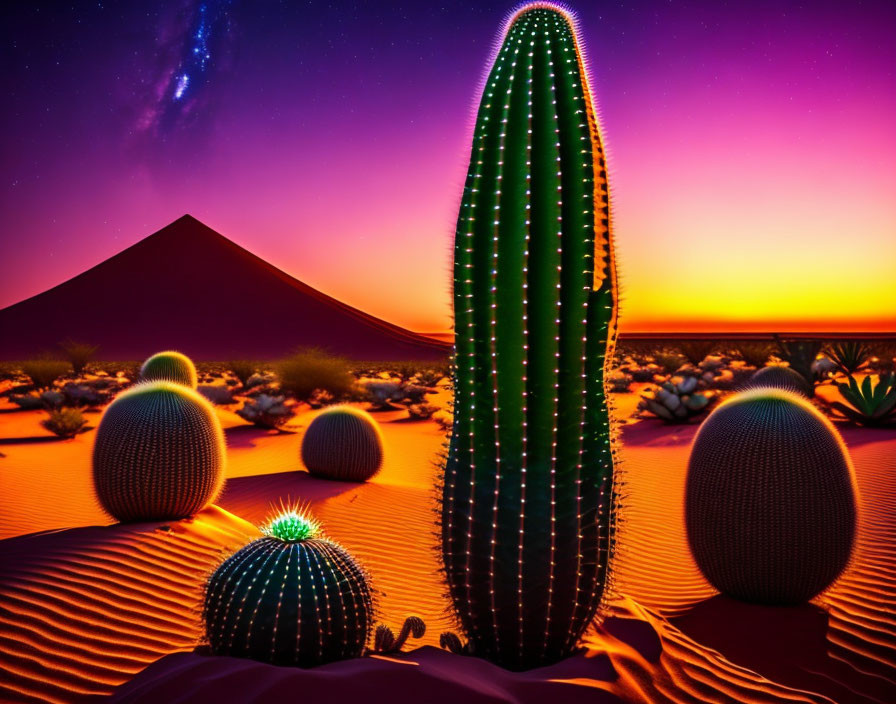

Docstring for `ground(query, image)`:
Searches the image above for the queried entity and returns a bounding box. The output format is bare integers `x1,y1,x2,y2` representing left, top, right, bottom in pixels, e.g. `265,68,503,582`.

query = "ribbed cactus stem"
301,406,384,482
139,350,198,388
686,388,858,604
92,381,225,521
441,2,618,670
205,510,373,667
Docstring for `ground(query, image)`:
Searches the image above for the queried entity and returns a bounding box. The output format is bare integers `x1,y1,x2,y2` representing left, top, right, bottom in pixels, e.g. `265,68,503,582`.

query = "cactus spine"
139,350,198,388
686,388,858,605
204,510,373,667
441,3,618,670
301,406,384,482
92,381,225,521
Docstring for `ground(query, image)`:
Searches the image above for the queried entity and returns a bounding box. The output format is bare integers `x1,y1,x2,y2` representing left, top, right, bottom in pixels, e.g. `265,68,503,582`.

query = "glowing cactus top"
262,509,320,543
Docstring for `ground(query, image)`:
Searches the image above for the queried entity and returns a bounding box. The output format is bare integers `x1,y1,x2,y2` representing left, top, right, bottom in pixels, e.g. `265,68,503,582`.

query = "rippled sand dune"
0,392,893,702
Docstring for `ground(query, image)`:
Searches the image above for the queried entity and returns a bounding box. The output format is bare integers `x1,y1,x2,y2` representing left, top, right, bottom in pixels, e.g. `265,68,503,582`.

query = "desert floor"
0,384,894,703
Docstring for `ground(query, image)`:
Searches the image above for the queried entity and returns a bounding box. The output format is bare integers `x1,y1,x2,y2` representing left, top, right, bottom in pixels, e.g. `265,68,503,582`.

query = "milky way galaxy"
138,0,234,137
1,0,894,333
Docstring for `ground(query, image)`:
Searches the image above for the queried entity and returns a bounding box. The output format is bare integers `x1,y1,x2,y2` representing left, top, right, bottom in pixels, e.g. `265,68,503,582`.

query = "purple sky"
2,0,894,332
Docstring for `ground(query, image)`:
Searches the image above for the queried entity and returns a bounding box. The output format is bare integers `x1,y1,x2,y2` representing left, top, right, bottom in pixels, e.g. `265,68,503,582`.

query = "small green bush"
59,340,99,375
41,408,88,438
22,359,69,390
227,360,258,388
277,348,353,403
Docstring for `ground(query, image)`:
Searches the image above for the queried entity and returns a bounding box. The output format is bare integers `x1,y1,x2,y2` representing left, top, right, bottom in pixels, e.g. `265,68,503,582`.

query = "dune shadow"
218,471,362,524
0,435,66,445
224,424,297,449
671,595,885,703
620,420,700,448
835,424,896,448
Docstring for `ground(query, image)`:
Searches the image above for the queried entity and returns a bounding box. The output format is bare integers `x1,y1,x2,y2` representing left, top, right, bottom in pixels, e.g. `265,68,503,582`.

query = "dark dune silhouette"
0,215,450,361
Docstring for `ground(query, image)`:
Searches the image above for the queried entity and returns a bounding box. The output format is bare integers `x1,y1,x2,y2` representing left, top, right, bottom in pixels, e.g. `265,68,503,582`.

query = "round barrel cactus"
92,381,225,521
204,509,373,667
746,364,810,397
685,388,858,605
301,406,383,481
139,350,198,388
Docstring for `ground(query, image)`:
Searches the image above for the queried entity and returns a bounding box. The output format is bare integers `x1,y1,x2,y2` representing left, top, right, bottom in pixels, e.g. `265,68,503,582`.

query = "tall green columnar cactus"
441,3,618,670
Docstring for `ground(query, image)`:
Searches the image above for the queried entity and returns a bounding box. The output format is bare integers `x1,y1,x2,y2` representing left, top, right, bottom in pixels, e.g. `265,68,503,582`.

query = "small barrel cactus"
139,350,198,388
746,364,811,397
685,388,858,605
301,406,384,481
92,381,225,521
204,509,373,667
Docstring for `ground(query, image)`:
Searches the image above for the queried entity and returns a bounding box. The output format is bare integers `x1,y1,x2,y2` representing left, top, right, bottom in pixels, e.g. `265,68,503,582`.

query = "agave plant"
825,341,873,376
831,373,896,427
638,375,716,423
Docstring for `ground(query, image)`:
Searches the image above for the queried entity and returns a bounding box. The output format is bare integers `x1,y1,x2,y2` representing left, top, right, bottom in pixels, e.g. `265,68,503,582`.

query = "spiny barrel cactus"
301,406,384,481
92,382,225,521
685,388,858,605
441,3,618,670
746,364,811,397
139,350,198,388
204,509,373,667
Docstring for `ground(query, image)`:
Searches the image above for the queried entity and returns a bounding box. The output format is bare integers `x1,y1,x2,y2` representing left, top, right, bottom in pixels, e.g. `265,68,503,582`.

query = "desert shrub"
607,370,633,392
276,348,353,403
407,402,439,420
22,359,69,390
736,341,773,368
402,384,429,405
654,352,686,375
392,361,423,383
677,340,716,366
198,385,235,405
9,394,45,410
228,360,258,388
236,394,295,429
41,408,89,438
61,383,109,407
59,340,99,375
413,368,446,388
365,380,403,409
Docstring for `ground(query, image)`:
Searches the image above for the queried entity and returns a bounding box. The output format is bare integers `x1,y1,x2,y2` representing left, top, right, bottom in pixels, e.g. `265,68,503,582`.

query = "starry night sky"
2,0,894,332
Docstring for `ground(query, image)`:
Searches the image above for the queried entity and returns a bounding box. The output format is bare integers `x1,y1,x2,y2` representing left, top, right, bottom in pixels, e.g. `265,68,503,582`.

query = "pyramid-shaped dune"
0,215,449,361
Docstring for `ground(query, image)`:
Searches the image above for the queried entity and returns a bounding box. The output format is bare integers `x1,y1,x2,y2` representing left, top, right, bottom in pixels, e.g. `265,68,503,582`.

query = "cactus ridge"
204,531,374,667
441,2,618,670
139,350,198,388
301,405,384,482
745,364,811,397
92,381,225,522
685,388,858,605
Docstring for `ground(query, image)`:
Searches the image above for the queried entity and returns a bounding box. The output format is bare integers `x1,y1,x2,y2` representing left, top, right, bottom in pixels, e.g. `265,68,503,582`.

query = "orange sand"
0,387,894,702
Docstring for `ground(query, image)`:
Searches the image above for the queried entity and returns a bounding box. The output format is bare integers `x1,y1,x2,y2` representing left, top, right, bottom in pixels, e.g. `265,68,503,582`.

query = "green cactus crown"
262,508,320,543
